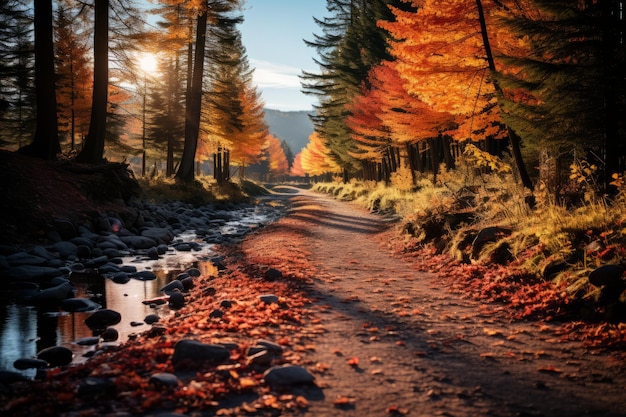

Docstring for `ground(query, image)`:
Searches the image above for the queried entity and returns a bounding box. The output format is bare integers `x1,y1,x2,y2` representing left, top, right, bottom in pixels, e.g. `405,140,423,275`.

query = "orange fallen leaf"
538,365,562,374
334,396,357,406
484,328,504,337
347,357,359,366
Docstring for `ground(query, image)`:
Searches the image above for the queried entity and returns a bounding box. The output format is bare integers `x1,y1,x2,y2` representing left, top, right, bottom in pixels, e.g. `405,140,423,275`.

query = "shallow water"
0,204,281,378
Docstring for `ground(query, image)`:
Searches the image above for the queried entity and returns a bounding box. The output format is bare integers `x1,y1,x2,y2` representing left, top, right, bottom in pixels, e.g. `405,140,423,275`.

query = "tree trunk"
76,0,108,164
176,4,207,182
19,0,60,160
601,0,622,195
427,137,440,183
475,0,533,191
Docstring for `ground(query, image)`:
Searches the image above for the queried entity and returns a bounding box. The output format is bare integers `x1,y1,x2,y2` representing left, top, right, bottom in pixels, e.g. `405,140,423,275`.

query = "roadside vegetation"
313,146,626,325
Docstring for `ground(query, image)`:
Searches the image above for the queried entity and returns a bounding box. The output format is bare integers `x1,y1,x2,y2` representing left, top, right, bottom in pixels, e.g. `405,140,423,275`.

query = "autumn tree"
302,0,415,181
300,131,340,178
266,134,289,181
55,3,92,152
202,4,266,183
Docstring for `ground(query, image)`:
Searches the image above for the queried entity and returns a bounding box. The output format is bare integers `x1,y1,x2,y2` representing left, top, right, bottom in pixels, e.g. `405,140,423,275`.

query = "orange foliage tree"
300,131,340,178
380,0,507,145
266,134,289,180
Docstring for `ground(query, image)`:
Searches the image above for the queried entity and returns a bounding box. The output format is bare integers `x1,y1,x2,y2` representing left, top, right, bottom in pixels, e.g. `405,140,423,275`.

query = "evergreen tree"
0,0,34,149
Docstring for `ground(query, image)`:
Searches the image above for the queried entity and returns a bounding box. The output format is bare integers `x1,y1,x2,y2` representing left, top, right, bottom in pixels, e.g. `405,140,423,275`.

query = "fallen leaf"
347,357,359,367
334,396,357,406
538,365,562,374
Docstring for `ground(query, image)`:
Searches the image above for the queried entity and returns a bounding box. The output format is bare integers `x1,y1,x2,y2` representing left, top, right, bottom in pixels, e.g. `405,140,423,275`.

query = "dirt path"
244,188,626,416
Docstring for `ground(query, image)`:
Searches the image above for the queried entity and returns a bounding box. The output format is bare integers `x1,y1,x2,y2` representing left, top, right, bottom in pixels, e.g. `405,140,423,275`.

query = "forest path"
243,187,626,417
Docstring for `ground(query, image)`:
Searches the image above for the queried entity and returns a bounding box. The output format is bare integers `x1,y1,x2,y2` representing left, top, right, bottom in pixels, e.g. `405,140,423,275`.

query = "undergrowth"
137,175,269,206
313,148,626,323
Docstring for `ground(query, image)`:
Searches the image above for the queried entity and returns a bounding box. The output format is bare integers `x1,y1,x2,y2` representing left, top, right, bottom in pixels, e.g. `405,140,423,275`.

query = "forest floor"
1,151,625,416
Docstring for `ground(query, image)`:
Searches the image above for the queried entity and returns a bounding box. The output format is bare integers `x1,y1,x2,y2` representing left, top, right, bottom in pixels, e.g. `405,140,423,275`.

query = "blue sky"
239,0,327,111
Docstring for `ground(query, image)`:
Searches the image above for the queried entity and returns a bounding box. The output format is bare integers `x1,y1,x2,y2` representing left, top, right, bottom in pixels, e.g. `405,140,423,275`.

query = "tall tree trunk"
601,0,622,195
20,0,60,159
176,5,207,182
476,0,533,191
76,0,108,163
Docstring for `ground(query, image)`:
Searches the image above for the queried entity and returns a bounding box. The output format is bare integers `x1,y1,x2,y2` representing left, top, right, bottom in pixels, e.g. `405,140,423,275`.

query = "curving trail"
243,187,626,416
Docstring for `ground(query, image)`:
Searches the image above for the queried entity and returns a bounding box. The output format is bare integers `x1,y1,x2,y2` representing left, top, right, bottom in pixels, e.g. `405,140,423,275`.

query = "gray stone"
263,364,315,386
141,227,175,244
52,219,77,240
171,340,230,371
256,340,284,354
29,282,74,306
75,337,101,346
101,327,119,342
52,241,78,259
13,358,49,370
144,313,160,324
85,309,122,330
119,235,157,250
264,268,283,281
168,291,185,309
30,246,57,261
133,270,157,281
260,294,279,305
149,372,180,387
147,247,160,260
161,280,184,295
6,252,48,266
37,346,74,367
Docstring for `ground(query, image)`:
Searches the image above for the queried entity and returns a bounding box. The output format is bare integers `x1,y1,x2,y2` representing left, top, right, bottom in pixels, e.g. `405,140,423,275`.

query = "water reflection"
0,243,218,377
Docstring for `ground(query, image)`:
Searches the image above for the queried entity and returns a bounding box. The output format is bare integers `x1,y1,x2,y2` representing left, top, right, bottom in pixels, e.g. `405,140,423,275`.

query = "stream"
0,203,283,379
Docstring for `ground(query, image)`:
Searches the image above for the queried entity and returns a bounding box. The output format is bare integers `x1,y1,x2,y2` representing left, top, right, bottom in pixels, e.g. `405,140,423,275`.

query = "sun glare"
138,52,157,74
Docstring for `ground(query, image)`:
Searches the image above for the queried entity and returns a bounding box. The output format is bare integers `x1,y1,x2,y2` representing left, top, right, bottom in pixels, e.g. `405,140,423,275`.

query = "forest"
1,0,291,183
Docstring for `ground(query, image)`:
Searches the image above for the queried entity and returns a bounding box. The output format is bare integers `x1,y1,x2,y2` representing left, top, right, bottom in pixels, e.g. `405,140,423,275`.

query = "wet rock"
7,252,48,266
13,358,49,370
130,321,144,327
37,346,73,367
171,339,230,371
187,267,201,277
147,324,167,338
173,242,193,252
30,246,57,261
101,327,119,342
119,236,157,250
263,364,315,386
29,282,74,306
60,298,101,312
161,280,184,295
75,337,101,346
110,272,131,284
149,372,180,387
52,241,78,259
8,281,40,300
144,313,160,324
180,276,194,290
99,263,121,274
85,309,122,330
168,290,185,309
146,247,160,260
219,300,233,309
5,265,63,281
141,227,175,244
134,270,157,281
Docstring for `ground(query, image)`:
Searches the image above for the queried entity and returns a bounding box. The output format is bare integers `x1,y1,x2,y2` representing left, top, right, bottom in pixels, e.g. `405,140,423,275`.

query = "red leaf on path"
347,357,359,367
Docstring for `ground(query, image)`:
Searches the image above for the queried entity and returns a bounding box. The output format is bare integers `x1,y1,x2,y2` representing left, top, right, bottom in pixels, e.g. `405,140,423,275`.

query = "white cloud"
250,59,303,89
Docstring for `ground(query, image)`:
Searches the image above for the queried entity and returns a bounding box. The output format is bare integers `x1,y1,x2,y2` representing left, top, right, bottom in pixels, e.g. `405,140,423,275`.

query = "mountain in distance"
263,108,314,156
